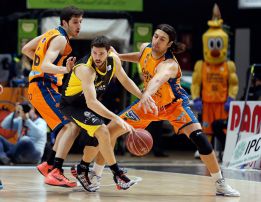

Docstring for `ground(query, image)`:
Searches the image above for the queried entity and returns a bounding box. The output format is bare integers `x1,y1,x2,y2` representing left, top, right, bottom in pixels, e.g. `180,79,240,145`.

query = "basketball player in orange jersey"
89,24,240,197
21,6,83,187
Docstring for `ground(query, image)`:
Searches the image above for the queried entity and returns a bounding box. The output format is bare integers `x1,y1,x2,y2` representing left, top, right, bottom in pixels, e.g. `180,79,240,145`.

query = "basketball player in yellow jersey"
90,24,240,197
60,36,156,191
21,6,83,187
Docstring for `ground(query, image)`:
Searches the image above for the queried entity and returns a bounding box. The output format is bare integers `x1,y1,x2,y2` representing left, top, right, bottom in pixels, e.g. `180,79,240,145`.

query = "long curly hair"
156,24,186,54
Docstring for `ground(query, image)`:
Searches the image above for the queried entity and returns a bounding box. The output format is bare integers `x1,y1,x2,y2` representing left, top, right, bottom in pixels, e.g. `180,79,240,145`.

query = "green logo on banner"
18,19,38,54
21,23,36,33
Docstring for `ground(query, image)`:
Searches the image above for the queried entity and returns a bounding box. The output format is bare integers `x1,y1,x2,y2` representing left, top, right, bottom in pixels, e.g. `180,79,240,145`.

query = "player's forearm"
22,45,36,60
22,49,35,60
87,100,118,120
121,78,142,99
41,61,68,74
118,52,140,63
145,77,165,96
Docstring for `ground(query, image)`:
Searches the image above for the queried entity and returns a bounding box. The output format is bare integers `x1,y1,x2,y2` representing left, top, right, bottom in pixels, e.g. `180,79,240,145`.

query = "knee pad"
189,130,213,155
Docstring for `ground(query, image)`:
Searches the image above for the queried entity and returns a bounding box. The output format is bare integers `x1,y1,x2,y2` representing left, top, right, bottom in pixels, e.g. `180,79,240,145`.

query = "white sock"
210,170,223,182
93,162,105,177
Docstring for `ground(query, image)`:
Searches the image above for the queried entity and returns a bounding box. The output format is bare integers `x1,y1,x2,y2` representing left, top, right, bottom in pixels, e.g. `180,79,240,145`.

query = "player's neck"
60,26,72,39
95,61,107,73
151,50,167,60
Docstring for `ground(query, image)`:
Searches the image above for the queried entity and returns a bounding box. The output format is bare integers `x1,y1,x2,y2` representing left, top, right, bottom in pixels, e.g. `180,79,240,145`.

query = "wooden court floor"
0,165,260,202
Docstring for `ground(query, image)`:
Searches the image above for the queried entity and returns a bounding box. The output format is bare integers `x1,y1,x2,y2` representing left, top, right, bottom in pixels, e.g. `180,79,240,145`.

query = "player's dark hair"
156,24,186,54
60,6,83,25
91,36,111,51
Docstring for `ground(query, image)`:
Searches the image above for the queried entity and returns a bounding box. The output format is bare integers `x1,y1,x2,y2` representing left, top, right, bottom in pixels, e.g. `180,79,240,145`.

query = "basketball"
125,128,153,156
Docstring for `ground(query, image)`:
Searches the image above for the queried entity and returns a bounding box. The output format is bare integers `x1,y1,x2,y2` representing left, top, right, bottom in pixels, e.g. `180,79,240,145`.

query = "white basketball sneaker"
88,170,102,190
215,178,240,197
88,167,128,191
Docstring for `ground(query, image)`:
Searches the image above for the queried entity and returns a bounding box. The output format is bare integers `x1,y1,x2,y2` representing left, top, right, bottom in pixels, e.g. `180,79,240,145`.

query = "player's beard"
95,60,105,68
68,27,79,38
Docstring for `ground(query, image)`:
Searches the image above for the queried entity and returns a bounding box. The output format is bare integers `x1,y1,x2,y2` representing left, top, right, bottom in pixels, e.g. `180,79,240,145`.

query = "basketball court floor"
1,151,261,202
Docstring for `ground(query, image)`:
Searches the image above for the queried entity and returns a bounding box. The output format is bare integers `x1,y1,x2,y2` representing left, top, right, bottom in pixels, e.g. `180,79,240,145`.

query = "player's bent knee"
95,125,110,141
189,130,213,155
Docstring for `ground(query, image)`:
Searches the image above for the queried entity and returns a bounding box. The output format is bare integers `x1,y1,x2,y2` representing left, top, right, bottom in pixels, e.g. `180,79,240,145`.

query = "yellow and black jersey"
61,54,116,105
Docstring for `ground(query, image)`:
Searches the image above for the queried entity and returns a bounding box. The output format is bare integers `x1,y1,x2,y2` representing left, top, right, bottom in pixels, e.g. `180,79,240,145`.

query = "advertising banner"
223,101,261,168
228,133,261,168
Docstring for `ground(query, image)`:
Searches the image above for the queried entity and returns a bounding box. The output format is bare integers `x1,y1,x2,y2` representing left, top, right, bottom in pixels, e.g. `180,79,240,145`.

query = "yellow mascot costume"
191,4,239,142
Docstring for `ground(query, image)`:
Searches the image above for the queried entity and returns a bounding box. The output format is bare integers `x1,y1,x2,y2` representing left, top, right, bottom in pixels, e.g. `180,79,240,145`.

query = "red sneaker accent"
37,162,53,177
44,168,77,187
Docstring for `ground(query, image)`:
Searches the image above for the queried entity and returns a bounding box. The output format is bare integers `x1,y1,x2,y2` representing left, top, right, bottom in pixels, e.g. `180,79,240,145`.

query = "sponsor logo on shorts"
176,112,186,122
91,117,100,124
125,110,140,121
202,121,209,128
84,111,91,118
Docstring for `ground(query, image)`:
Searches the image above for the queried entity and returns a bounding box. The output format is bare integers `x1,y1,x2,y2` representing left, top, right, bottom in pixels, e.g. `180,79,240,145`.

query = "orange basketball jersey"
201,62,229,103
139,44,189,107
29,26,72,86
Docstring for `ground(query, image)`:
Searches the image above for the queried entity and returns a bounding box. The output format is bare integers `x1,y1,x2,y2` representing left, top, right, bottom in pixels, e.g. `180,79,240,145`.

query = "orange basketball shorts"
120,99,199,135
28,79,69,135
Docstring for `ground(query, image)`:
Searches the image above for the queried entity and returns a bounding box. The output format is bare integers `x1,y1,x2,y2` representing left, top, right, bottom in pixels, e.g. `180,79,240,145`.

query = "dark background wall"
0,0,260,65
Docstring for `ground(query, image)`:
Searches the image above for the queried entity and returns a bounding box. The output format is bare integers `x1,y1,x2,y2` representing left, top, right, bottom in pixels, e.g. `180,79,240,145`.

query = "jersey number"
34,54,40,66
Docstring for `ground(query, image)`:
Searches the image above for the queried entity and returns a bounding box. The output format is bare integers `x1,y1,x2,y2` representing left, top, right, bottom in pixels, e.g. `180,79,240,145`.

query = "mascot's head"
203,4,228,64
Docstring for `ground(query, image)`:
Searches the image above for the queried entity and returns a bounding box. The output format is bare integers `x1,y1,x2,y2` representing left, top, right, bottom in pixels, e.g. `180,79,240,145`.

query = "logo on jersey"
125,110,140,121
96,84,106,91
106,65,112,71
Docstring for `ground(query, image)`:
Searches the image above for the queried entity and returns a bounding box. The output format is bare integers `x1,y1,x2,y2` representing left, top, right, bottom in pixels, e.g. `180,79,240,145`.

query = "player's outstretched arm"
110,43,148,63
113,55,157,115
113,55,142,99
143,59,178,96
138,60,178,114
